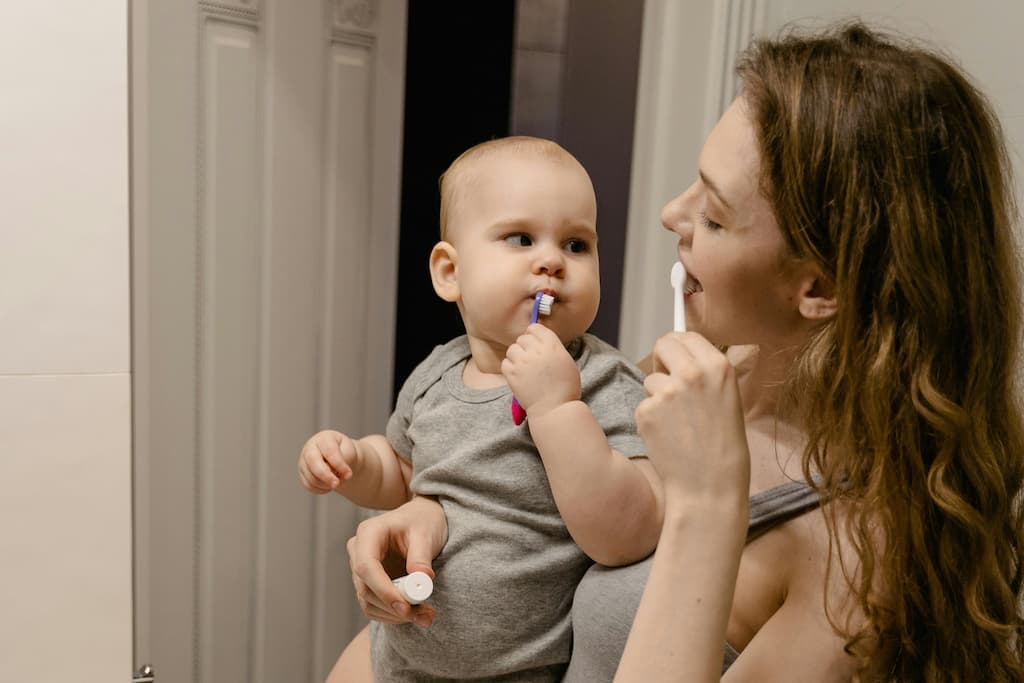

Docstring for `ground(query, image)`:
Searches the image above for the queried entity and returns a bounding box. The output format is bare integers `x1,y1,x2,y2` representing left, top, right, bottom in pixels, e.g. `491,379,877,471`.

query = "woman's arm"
615,332,752,681
619,332,861,682
616,497,748,681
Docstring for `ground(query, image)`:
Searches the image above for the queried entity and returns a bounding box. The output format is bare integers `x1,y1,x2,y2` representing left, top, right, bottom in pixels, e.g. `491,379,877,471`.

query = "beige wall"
765,0,1024,207
0,2,132,680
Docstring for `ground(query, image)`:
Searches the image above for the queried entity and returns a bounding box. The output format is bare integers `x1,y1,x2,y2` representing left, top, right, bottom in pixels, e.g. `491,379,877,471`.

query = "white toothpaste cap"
392,571,433,604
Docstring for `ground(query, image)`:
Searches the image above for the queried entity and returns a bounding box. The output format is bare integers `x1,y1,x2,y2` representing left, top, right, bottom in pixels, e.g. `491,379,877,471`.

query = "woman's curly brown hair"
738,21,1024,681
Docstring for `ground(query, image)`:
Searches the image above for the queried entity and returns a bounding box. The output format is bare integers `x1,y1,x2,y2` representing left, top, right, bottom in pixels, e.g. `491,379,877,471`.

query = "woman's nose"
661,179,700,243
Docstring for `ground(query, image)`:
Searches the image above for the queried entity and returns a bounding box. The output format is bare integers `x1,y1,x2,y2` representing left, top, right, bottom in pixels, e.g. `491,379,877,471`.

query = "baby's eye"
565,239,588,253
504,233,532,247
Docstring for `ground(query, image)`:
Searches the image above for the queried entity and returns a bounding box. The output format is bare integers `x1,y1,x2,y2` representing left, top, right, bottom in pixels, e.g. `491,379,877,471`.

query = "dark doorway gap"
391,1,644,402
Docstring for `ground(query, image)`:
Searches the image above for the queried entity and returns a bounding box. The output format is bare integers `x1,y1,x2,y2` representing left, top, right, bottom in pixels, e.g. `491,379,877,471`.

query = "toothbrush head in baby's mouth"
532,290,555,320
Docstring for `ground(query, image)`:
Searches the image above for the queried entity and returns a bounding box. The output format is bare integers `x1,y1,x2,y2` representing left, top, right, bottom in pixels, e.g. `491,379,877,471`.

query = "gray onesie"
370,334,646,682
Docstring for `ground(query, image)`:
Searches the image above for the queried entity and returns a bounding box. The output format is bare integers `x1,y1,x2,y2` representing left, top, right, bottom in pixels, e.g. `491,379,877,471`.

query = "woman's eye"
504,233,532,246
698,210,723,231
565,239,588,253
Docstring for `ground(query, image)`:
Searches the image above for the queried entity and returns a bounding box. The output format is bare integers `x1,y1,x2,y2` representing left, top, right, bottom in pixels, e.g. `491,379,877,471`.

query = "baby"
298,136,663,681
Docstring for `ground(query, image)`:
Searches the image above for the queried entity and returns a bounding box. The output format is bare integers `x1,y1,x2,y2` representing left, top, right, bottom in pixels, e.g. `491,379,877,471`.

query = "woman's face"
661,98,809,348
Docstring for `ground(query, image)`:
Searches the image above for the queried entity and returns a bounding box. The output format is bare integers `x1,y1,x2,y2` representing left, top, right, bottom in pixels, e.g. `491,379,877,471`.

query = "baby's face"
446,153,600,347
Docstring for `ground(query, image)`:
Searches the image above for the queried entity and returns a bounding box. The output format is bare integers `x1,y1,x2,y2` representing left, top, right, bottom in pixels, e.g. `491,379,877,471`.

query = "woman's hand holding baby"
347,495,448,627
502,323,581,419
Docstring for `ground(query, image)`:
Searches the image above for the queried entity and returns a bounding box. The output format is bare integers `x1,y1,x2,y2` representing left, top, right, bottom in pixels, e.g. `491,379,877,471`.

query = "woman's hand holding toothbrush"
638,264,753,505
638,262,750,505
637,332,750,507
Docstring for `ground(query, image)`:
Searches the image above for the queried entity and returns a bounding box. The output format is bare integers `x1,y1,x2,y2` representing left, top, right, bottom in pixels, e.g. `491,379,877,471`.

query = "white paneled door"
131,1,406,681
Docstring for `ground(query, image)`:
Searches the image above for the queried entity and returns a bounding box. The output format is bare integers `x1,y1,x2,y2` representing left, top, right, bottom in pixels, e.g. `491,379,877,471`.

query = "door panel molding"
199,0,262,23
197,13,265,682
133,2,405,681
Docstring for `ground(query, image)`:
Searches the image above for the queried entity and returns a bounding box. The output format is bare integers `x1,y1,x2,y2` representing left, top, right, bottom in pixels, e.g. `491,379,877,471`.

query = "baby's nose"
533,247,565,276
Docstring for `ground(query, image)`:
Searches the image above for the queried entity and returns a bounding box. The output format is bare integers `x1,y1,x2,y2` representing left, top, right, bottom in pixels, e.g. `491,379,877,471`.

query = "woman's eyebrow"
699,169,734,212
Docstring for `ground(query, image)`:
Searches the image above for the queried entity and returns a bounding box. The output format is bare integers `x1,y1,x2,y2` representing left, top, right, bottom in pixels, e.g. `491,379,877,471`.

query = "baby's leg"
326,624,372,683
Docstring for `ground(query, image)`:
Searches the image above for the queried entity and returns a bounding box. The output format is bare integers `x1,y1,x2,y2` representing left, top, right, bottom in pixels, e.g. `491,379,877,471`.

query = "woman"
340,22,1024,681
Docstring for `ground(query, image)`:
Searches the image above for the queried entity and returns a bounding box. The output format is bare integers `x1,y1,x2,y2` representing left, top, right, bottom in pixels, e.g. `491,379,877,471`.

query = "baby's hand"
502,323,581,418
297,430,359,493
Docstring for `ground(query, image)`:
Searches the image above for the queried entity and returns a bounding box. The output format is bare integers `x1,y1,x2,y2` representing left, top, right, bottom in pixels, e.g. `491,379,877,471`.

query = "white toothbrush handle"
673,282,685,333
670,262,686,333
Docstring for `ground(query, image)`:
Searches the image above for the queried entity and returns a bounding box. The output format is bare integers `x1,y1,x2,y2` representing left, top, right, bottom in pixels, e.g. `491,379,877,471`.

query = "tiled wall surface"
0,3,133,680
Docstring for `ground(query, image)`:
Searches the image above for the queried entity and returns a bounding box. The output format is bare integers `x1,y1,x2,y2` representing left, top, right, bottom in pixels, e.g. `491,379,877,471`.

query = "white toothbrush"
671,262,686,333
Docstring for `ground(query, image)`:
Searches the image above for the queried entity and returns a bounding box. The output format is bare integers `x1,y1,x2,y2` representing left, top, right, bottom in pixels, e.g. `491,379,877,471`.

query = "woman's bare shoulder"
726,504,864,681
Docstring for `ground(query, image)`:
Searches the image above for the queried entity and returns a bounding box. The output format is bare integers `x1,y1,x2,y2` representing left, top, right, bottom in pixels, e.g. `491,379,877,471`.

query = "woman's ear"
429,241,460,302
797,270,837,321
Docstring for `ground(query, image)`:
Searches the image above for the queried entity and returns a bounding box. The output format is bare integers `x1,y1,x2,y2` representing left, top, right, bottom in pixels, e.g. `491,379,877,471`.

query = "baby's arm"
503,326,663,566
297,430,412,510
529,404,663,566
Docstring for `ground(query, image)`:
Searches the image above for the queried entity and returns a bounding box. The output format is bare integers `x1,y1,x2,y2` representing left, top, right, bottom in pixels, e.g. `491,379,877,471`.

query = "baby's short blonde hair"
438,136,585,242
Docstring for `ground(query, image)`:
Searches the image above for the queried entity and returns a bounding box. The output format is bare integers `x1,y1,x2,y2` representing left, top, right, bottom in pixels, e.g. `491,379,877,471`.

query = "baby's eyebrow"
486,217,598,244
561,219,598,235
489,218,533,232
574,230,598,244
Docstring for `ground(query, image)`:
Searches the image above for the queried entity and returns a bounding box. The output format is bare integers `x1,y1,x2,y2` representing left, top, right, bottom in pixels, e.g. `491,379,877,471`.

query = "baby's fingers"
299,450,343,492
525,322,560,343
298,467,328,493
314,432,345,471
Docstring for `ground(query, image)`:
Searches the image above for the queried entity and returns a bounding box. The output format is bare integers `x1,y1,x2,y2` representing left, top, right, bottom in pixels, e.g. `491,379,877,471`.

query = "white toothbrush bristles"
670,262,686,333
537,293,554,317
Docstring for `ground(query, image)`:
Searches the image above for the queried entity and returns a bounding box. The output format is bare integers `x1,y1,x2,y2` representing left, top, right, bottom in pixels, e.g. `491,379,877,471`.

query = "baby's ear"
429,241,460,302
